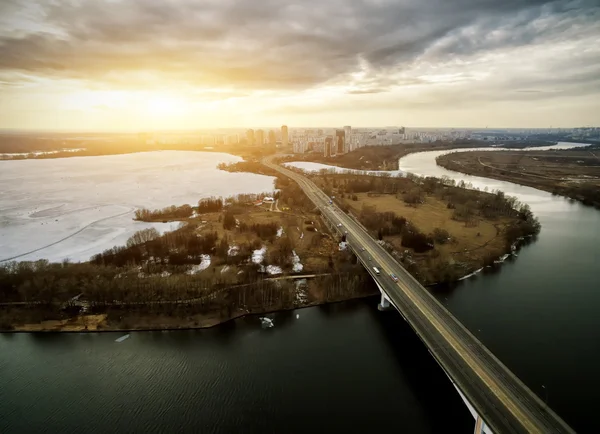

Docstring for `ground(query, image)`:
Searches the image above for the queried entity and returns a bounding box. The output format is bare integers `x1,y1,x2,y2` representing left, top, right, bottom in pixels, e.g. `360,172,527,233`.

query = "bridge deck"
264,157,575,434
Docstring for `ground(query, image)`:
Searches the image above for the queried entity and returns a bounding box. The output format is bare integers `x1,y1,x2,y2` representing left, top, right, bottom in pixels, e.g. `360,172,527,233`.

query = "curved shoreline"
435,151,600,209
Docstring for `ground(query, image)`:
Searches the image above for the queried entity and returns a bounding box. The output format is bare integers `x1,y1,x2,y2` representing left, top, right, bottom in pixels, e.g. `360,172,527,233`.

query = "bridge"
264,157,575,434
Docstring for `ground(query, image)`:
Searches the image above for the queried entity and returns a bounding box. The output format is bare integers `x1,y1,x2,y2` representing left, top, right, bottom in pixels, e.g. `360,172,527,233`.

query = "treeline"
1,224,282,305
0,268,373,332
91,225,221,267
133,193,281,223
134,204,193,221
217,161,280,177
554,183,600,209
197,197,224,214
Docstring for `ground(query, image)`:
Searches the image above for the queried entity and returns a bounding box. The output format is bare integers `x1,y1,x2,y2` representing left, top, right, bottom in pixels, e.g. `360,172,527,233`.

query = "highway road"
264,157,575,434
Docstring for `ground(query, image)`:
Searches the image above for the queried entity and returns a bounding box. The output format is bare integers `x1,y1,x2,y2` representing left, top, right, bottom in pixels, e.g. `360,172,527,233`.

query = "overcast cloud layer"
0,0,598,129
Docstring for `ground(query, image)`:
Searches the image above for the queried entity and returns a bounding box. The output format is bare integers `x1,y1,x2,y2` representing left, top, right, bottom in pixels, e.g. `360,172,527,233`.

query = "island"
436,147,600,209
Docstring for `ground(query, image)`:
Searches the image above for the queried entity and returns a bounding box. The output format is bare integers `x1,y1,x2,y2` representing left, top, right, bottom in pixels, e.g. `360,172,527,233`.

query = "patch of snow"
266,265,283,275
295,279,308,304
187,254,211,274
291,250,303,272
228,245,239,256
459,267,484,281
252,246,267,264
494,254,510,264
221,265,230,274
277,226,284,237
260,317,274,328
115,334,130,343
160,271,171,277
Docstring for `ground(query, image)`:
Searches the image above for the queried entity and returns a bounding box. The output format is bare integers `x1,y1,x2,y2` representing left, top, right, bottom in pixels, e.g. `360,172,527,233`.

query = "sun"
145,95,187,116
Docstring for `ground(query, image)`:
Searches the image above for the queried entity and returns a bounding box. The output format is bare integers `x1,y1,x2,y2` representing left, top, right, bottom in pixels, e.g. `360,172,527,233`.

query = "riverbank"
1,271,377,332
1,289,379,333
436,149,600,209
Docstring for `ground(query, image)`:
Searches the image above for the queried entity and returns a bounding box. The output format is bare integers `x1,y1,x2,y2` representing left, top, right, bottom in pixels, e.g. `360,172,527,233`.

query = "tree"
431,228,450,244
223,212,236,230
126,228,160,247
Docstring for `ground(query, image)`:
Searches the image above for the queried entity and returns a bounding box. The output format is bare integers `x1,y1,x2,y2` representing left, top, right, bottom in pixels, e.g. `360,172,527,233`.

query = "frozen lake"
0,151,276,263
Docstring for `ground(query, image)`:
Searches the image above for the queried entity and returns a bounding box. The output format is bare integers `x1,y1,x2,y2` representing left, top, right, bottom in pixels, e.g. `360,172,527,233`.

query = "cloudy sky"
0,0,598,130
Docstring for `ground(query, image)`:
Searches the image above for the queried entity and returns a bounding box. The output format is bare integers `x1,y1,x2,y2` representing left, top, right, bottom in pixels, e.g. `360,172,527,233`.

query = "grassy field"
347,193,512,280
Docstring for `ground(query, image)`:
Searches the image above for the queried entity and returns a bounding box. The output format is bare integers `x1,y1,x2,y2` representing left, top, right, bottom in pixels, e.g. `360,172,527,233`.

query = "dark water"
401,146,600,433
2,145,598,433
0,301,472,433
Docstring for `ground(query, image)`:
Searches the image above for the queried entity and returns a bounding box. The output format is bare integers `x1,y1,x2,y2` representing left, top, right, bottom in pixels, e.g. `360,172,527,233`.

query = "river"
2,146,598,433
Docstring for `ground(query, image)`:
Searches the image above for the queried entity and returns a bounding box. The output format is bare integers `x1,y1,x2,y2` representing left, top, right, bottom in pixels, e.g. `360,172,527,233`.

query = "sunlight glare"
145,96,187,116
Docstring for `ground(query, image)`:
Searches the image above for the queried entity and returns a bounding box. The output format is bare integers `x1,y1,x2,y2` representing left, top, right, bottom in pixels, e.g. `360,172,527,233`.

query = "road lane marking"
354,233,540,432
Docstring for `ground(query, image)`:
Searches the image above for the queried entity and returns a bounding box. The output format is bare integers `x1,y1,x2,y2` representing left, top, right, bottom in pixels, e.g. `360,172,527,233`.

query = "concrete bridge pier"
375,281,393,311
378,292,392,311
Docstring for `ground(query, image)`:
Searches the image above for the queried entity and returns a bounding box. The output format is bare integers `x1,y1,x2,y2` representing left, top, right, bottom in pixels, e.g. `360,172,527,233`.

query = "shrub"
431,228,451,244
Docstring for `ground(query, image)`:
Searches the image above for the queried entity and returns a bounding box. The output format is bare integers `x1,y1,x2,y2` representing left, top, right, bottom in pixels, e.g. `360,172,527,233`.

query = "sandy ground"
14,314,108,332
0,151,275,263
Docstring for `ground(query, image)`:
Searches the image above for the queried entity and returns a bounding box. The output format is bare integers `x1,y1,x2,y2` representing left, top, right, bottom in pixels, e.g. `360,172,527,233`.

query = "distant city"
135,126,600,155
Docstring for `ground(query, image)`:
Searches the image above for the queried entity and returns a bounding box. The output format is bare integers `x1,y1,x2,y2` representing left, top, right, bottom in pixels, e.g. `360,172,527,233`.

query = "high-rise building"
335,130,345,154
255,129,264,146
246,129,254,145
268,130,276,146
343,126,351,151
324,136,333,157
281,125,289,148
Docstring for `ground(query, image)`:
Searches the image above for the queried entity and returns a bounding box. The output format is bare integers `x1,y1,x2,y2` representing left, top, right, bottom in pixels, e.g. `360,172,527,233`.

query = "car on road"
361,247,365,251
390,273,399,282
337,223,342,227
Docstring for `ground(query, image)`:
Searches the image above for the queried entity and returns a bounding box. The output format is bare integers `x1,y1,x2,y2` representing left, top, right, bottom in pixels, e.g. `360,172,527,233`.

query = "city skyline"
0,0,598,131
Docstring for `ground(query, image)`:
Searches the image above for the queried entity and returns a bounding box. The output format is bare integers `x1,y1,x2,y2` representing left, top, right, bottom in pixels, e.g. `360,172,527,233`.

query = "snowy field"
283,161,405,177
0,151,275,263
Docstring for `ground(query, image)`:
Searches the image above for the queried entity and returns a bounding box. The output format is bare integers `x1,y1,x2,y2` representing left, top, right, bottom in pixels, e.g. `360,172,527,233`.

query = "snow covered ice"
0,151,275,263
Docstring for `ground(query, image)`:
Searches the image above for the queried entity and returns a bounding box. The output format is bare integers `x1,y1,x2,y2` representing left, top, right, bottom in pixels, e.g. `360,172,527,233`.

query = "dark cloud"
0,0,598,96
